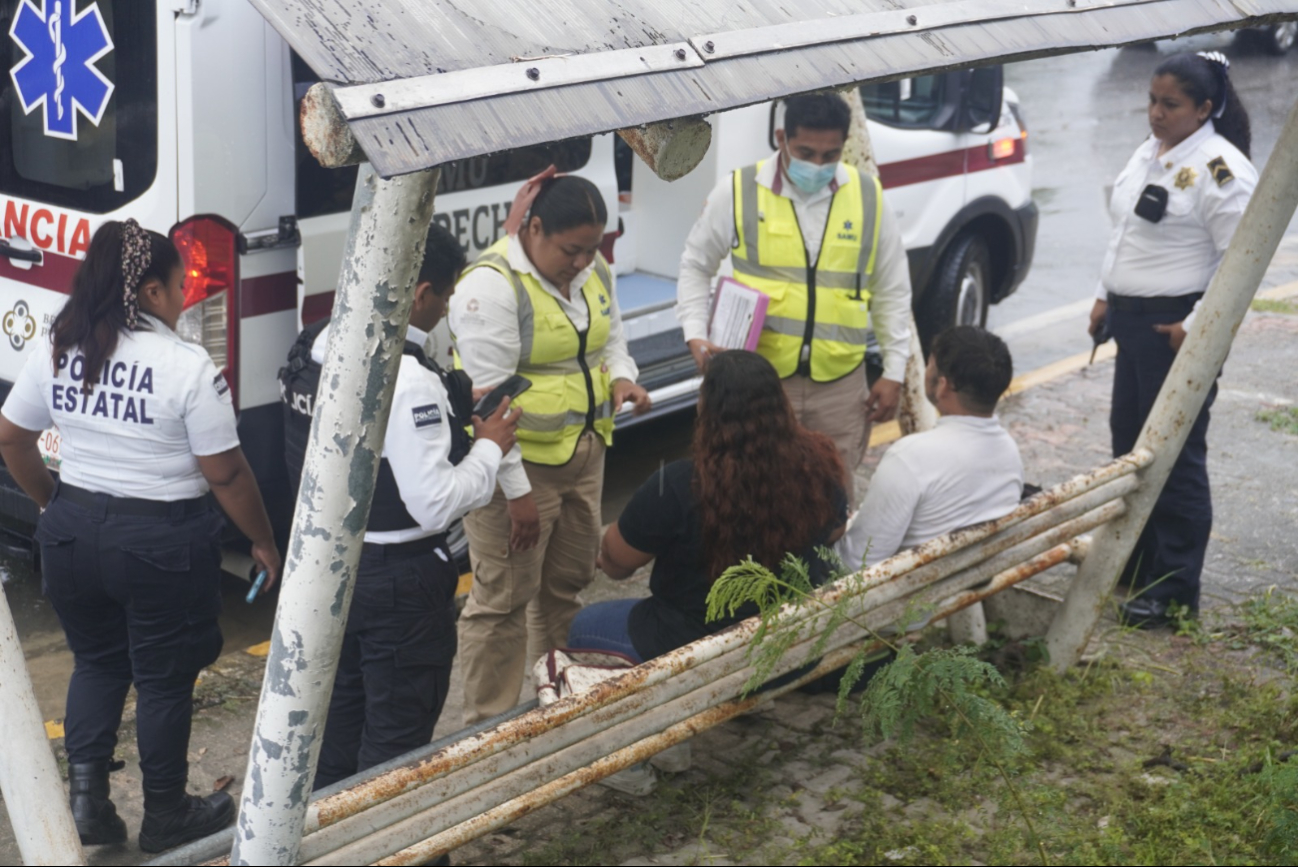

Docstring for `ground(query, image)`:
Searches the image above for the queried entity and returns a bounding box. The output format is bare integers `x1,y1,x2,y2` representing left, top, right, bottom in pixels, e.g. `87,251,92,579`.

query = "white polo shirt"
450,235,637,500
1097,121,1257,325
836,415,1024,569
311,323,503,544
2,315,240,500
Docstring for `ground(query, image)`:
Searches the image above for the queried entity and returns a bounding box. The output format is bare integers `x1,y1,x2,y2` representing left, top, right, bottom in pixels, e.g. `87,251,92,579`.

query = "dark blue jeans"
36,488,224,791
315,539,458,789
1109,299,1216,611
567,598,644,663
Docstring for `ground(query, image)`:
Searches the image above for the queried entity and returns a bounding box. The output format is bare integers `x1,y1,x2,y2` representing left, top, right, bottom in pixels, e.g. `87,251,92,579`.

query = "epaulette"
1207,156,1234,187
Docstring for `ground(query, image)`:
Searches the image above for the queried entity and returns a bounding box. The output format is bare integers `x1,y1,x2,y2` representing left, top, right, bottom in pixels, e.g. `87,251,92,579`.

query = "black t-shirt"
621,459,846,661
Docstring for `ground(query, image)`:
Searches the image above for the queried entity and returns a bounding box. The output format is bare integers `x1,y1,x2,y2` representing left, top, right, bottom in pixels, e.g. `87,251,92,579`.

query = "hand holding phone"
474,375,532,419
246,570,268,604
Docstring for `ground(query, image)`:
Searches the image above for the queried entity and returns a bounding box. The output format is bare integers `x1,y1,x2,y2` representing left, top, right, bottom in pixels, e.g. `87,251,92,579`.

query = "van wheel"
1264,22,1297,55
918,233,990,353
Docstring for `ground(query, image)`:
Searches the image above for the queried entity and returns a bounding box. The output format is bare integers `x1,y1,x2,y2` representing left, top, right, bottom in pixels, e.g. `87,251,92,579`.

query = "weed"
707,553,1047,863
1255,405,1298,435
1250,297,1298,314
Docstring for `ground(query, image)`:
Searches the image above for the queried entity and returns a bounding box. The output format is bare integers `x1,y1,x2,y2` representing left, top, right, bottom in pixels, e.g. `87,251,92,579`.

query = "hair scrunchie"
120,218,151,330
1196,50,1230,119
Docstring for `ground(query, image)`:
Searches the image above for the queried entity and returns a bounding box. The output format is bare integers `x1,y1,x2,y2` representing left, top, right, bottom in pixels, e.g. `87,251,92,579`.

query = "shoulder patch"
1207,156,1235,187
412,403,442,429
213,372,230,398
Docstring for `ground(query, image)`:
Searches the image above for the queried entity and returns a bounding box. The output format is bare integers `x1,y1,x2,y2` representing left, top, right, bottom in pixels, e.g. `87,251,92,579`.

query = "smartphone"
474,374,532,419
246,570,268,604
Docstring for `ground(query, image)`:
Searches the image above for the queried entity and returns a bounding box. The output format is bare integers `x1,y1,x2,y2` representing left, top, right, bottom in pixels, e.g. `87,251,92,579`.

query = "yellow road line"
1258,280,1298,300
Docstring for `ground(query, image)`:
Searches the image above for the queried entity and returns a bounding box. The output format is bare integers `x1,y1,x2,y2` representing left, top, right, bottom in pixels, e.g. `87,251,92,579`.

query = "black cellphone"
474,374,532,419
1134,184,1169,223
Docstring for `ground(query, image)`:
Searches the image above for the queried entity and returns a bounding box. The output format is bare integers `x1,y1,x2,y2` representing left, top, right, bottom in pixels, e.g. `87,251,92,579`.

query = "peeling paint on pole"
230,164,440,866
0,581,86,866
1046,93,1298,670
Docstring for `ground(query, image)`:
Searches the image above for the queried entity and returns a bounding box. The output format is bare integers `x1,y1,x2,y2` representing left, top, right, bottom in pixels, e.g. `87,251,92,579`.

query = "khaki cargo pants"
781,370,872,502
458,431,605,725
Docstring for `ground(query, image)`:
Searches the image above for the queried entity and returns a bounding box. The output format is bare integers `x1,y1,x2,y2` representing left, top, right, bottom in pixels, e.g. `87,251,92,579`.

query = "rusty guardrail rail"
150,450,1147,866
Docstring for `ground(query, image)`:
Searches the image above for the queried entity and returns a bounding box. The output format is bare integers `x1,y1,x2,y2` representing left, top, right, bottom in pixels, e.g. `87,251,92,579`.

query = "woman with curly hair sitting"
568,350,847,663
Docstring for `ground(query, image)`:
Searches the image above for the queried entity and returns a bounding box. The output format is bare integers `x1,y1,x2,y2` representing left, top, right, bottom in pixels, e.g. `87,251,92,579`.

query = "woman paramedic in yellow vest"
450,175,651,724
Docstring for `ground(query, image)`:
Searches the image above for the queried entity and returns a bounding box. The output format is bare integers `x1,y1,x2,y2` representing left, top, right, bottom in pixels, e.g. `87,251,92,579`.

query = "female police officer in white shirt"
1086,52,1257,627
0,220,282,852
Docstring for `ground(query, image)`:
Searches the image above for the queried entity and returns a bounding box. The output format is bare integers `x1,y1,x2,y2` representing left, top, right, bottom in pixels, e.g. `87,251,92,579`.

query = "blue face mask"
784,155,837,194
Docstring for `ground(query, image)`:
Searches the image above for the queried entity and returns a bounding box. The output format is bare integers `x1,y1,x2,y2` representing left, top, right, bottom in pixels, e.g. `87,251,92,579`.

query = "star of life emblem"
9,0,114,141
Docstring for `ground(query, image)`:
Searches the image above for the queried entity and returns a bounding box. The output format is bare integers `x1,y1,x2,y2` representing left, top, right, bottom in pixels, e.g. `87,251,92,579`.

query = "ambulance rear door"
0,0,178,523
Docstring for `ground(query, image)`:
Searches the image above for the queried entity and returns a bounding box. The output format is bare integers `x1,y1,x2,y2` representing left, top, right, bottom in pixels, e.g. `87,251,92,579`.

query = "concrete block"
982,584,1064,639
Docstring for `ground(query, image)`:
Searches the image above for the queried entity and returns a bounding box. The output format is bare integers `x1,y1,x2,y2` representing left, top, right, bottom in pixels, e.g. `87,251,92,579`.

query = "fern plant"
706,552,1048,864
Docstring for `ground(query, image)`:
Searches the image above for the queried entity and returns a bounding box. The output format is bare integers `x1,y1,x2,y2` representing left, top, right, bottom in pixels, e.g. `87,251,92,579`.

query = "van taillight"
170,216,238,406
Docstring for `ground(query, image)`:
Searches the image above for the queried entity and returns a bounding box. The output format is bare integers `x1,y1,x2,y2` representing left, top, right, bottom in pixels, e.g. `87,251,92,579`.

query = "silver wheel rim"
1275,22,1298,53
956,259,986,327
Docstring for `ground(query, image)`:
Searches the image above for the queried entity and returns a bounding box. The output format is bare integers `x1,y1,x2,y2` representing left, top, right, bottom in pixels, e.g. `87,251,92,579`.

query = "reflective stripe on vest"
460,238,615,465
732,162,883,381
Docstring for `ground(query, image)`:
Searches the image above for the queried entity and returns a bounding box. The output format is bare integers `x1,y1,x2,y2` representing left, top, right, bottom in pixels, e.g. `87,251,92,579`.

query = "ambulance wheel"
1263,22,1297,55
918,232,990,354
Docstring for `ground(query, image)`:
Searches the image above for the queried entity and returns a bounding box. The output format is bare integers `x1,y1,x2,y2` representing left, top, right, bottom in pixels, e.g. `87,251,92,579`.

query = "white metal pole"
1047,94,1298,669
0,585,86,866
841,85,962,636
230,164,439,866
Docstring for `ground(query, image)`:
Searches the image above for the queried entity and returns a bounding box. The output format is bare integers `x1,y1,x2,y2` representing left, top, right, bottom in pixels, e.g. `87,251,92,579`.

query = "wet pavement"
4,35,1298,866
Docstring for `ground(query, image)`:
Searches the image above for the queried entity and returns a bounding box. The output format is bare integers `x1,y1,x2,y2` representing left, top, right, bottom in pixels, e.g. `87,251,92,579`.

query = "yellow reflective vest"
458,238,615,466
732,161,883,381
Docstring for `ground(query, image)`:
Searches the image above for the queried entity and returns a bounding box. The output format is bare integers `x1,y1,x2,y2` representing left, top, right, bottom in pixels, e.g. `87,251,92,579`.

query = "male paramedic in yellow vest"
676,93,913,494
450,176,650,724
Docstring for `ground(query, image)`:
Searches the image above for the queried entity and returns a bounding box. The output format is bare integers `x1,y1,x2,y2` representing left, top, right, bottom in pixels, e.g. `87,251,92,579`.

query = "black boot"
67,761,128,845
138,783,234,854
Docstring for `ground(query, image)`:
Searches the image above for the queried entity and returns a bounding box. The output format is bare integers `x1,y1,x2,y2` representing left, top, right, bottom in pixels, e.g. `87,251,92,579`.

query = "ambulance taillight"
170,216,238,407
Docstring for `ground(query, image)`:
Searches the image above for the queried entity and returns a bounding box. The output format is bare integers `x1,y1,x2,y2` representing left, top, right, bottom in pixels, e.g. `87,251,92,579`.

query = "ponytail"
1154,51,1251,158
51,221,181,392
1213,75,1251,159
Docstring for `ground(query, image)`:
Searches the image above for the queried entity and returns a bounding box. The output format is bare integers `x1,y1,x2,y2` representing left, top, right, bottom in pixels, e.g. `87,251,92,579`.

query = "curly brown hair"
693,351,845,579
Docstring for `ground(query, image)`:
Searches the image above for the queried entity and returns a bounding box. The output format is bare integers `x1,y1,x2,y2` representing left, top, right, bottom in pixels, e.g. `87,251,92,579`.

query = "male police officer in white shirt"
676,93,913,494
281,225,519,787
837,327,1023,569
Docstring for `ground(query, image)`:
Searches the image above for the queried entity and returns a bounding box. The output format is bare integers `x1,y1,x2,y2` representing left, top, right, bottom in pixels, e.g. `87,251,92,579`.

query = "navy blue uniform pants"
315,538,457,789
1108,297,1216,611
36,486,224,792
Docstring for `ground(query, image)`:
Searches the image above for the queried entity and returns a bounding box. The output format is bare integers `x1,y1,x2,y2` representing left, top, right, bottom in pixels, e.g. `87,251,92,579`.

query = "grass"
1255,405,1298,436
1250,297,1298,314
789,592,1298,866
484,590,1298,866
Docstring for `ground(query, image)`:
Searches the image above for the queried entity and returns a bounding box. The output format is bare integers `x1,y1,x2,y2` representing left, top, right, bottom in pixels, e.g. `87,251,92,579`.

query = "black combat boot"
137,784,234,853
67,761,128,845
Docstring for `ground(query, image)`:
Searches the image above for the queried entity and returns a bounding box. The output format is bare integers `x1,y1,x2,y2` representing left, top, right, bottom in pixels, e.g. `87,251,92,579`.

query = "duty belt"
55,482,209,519
1106,292,1202,314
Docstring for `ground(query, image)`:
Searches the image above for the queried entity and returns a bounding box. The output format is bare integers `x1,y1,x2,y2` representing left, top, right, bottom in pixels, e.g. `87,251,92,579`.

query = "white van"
0,1,1035,544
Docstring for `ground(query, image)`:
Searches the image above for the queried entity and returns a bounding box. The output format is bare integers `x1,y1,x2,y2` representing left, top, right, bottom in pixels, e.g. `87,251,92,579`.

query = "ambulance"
0,1,1035,548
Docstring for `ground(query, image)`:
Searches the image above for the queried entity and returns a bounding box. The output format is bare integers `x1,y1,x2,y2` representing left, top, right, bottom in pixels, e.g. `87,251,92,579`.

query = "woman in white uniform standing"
0,220,282,852
1087,51,1257,627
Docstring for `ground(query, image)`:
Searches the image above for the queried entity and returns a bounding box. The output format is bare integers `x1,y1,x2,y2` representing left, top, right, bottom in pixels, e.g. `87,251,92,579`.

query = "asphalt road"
5,33,1298,728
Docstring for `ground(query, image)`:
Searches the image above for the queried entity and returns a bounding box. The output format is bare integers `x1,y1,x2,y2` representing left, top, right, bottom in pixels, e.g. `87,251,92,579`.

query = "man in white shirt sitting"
837,326,1024,570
